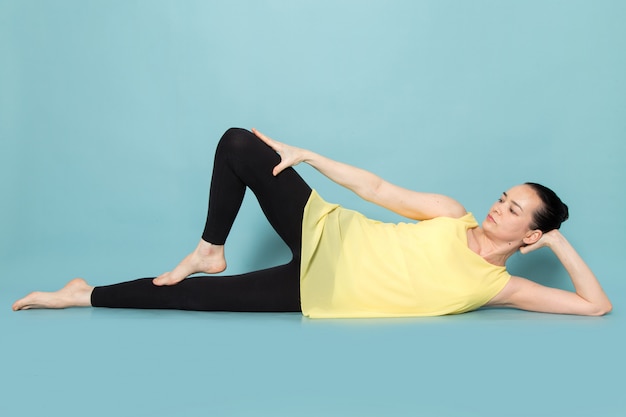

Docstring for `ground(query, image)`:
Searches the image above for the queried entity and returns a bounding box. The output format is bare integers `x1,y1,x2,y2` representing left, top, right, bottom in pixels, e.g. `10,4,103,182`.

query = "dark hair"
525,182,569,232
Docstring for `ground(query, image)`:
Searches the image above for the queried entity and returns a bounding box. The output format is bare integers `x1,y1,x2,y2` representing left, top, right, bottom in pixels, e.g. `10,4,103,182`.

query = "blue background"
1,1,624,416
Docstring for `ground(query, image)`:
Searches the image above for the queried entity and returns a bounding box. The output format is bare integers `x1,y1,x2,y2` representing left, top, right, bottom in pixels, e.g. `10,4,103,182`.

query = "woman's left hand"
506,228,612,316
519,229,561,255
252,128,309,176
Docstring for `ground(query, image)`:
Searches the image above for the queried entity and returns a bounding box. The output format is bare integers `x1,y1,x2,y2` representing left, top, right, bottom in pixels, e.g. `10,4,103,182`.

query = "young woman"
12,128,612,317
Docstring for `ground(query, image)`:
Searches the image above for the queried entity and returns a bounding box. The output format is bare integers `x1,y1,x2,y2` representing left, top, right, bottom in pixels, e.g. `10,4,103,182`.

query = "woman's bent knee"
218,128,255,151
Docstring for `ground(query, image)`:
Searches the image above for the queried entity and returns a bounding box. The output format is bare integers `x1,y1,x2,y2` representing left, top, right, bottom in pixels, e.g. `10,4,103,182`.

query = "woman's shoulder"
425,212,478,228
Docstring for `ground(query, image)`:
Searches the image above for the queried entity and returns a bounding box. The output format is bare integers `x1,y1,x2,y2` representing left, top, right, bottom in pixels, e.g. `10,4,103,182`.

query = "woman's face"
483,184,543,244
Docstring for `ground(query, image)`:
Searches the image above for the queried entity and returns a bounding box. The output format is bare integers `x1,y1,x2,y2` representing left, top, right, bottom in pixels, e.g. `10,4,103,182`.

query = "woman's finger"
272,163,287,176
251,129,287,175
252,128,278,149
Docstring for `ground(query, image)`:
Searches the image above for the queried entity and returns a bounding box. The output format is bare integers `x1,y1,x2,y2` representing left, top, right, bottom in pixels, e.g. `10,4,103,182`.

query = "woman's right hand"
252,128,310,176
253,128,465,220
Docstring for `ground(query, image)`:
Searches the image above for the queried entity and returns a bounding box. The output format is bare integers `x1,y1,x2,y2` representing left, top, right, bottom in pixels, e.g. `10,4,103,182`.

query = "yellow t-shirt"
300,190,511,318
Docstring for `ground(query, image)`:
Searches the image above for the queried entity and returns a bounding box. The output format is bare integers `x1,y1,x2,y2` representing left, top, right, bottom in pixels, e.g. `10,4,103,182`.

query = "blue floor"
3,260,624,417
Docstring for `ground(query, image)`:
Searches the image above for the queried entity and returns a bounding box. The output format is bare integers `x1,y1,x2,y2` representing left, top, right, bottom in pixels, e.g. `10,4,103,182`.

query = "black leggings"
91,128,312,312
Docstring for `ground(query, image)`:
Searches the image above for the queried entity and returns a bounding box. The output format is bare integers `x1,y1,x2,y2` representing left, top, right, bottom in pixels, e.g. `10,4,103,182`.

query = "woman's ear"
523,229,543,246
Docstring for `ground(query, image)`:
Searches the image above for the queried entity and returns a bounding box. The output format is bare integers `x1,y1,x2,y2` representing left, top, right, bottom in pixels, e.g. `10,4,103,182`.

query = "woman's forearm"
252,128,381,199
252,128,466,220
549,231,612,314
302,150,383,201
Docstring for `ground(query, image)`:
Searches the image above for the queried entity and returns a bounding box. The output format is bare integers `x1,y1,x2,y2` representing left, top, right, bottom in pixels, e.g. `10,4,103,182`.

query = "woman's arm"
252,129,465,220
487,230,612,316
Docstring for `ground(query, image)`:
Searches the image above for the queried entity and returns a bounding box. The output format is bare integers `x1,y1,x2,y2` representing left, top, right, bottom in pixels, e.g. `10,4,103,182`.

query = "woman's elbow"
599,301,613,316
588,301,612,316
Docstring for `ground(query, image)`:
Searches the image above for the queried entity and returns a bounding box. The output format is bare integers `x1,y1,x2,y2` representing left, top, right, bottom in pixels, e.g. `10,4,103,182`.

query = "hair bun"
524,182,569,232
561,203,569,223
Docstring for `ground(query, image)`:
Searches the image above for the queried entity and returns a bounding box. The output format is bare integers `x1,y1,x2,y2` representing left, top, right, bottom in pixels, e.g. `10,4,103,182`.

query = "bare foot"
153,239,226,286
12,278,94,311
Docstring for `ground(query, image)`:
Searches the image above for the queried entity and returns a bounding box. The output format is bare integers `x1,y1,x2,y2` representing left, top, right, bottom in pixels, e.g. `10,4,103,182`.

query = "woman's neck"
467,227,518,266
